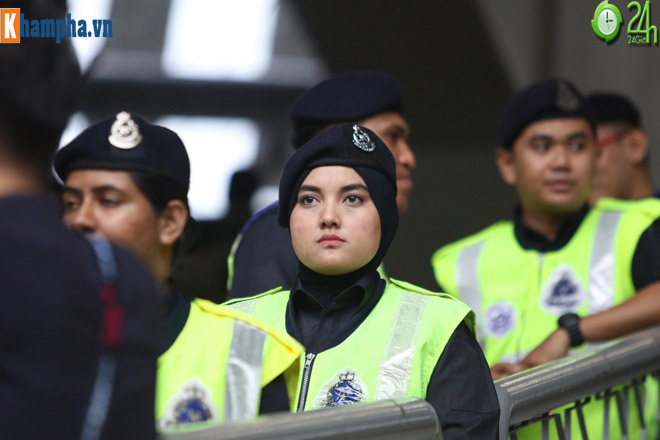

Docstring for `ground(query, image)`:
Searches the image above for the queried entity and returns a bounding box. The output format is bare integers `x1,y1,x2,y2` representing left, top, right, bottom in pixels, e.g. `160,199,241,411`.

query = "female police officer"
226,123,500,439
54,112,302,431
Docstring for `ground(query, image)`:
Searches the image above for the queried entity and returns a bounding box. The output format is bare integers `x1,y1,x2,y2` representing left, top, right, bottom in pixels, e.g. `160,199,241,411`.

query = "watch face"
597,8,618,35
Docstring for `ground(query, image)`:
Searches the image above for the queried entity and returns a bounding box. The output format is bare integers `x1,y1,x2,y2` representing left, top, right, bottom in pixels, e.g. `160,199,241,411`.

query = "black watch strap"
558,313,584,347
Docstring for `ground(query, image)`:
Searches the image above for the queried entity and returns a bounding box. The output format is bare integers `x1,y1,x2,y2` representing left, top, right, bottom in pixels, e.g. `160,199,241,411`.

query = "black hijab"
278,123,398,295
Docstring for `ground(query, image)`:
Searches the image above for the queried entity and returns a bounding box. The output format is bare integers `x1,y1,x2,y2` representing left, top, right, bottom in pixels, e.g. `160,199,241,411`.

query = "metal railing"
495,325,660,440
160,397,442,440
162,326,660,440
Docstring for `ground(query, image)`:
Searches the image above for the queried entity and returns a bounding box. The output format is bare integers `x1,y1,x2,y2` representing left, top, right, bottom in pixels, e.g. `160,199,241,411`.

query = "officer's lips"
318,234,345,246
397,173,413,190
545,179,574,192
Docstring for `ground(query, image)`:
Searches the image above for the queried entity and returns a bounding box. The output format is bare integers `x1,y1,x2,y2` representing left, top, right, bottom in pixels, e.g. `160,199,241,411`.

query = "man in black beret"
227,71,416,300
588,92,655,203
0,2,159,438
432,79,660,438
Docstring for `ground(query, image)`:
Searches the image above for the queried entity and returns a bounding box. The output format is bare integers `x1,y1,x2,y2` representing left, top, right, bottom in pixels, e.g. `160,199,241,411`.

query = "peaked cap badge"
556,82,580,112
352,124,376,152
108,111,143,149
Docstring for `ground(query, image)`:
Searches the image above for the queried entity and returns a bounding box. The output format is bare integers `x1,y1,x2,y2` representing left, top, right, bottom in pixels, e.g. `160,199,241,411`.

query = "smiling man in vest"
432,78,660,438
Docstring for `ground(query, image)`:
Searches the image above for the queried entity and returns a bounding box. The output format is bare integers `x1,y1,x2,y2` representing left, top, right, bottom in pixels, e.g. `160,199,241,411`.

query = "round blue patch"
484,302,516,338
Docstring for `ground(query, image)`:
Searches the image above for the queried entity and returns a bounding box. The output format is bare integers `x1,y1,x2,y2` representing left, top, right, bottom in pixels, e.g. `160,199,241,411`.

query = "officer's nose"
550,145,571,170
397,140,416,171
67,201,97,235
320,202,340,229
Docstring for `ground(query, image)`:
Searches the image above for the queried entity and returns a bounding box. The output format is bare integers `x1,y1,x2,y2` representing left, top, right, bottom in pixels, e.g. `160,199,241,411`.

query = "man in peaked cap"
588,92,656,204
431,78,660,439
0,2,159,438
55,113,303,431
227,71,416,300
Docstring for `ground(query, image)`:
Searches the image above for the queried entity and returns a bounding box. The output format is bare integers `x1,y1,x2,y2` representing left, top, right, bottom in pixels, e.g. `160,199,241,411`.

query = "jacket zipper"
297,353,316,412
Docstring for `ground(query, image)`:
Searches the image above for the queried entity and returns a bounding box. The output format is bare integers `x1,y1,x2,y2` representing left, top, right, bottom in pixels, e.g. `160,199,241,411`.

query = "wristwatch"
558,313,584,347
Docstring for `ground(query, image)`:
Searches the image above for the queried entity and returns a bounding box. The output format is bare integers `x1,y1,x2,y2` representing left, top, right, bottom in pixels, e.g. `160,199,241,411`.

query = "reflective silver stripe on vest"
374,291,430,400
230,299,256,316
224,320,266,424
588,211,623,315
455,240,486,346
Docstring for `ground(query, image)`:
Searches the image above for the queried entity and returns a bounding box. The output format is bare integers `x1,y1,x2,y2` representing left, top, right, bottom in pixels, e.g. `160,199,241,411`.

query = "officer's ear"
157,200,188,246
624,128,649,165
495,146,516,185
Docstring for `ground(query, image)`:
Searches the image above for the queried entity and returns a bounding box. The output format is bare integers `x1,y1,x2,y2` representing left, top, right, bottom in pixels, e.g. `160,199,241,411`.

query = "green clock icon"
592,1,623,42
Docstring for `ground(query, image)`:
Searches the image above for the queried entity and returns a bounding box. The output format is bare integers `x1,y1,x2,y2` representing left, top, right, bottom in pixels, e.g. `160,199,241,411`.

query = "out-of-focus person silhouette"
0,1,160,439
588,92,655,204
174,169,259,303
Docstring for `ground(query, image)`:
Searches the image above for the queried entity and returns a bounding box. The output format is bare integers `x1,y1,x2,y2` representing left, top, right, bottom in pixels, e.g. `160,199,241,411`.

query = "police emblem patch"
556,81,580,112
312,368,368,409
158,379,217,430
108,111,143,149
540,264,585,316
352,125,376,152
484,302,516,338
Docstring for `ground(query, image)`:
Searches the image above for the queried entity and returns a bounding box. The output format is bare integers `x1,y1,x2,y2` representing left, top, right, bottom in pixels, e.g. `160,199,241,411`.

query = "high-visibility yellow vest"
156,300,303,432
432,197,660,439
226,279,473,411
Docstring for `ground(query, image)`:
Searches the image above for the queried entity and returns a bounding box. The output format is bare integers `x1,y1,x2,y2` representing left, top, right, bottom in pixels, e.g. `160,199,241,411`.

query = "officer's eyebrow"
566,132,590,140
61,184,126,195
298,184,321,194
340,183,369,193
61,185,81,196
388,123,410,138
91,185,126,195
529,131,590,142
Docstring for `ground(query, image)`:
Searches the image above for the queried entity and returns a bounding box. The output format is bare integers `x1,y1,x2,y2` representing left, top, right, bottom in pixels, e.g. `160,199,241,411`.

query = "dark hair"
0,0,83,177
129,171,189,214
129,171,193,268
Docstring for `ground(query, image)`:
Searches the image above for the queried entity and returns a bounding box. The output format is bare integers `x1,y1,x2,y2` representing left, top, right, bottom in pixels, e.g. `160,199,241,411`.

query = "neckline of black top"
286,269,385,353
513,203,590,252
160,286,190,355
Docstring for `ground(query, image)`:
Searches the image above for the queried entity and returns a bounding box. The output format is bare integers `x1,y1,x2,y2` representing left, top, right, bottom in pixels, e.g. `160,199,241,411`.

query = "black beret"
54,111,190,191
278,123,396,227
587,93,641,127
289,71,403,148
495,78,596,149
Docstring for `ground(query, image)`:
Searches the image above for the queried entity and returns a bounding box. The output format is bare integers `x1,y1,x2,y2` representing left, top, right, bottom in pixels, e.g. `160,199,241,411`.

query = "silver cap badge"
108,111,143,149
352,125,376,152
556,81,580,112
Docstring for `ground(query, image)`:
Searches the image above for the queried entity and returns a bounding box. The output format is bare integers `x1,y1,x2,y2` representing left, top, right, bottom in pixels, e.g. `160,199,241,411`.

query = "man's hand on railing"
518,328,571,370
490,362,523,380
491,329,572,379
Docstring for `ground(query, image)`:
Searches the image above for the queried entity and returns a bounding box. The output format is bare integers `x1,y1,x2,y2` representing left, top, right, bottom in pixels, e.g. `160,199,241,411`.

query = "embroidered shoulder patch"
158,379,217,430
484,301,517,338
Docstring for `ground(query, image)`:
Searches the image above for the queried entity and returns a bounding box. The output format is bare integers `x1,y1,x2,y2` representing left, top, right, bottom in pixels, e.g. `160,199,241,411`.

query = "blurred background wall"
63,0,660,290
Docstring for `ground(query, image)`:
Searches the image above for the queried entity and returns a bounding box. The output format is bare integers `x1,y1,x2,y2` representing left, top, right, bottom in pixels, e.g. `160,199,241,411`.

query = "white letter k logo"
4,13,16,39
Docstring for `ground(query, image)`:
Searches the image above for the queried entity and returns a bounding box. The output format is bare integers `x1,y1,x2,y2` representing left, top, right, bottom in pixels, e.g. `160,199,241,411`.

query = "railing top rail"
160,397,442,440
